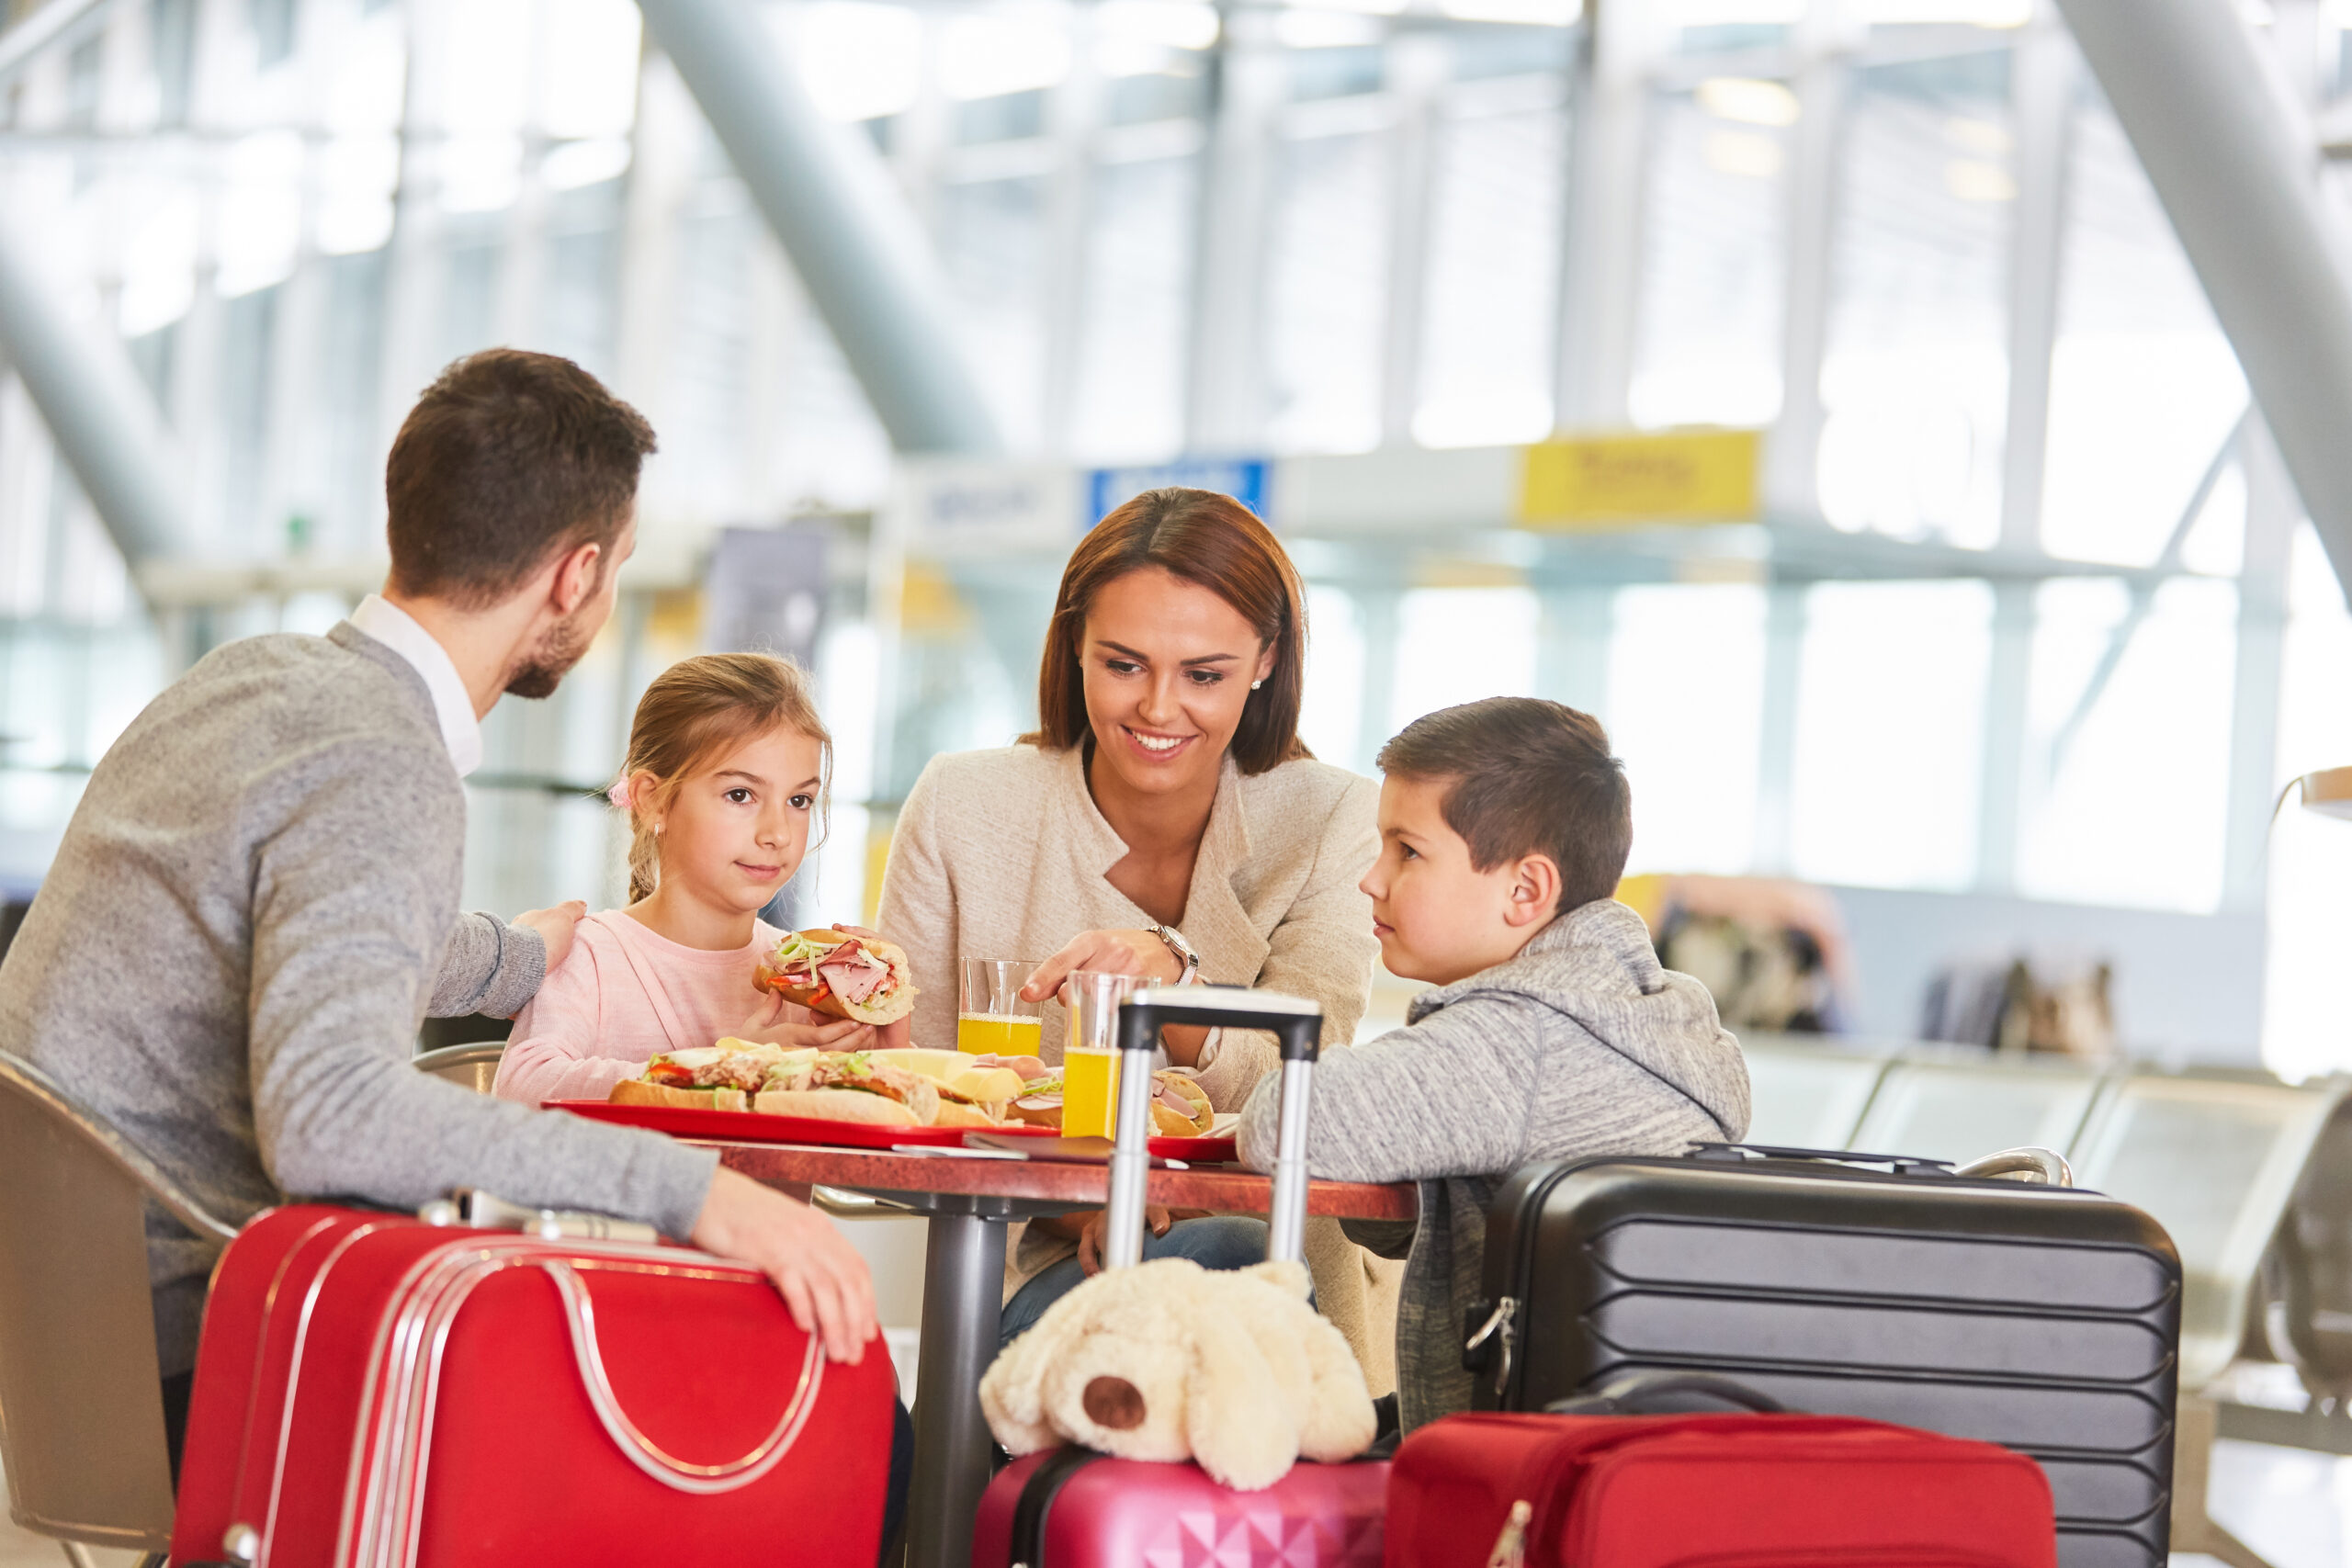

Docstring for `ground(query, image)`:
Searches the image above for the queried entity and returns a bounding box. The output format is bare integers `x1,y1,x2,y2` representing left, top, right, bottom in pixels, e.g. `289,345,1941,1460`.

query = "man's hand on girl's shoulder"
514,900,588,976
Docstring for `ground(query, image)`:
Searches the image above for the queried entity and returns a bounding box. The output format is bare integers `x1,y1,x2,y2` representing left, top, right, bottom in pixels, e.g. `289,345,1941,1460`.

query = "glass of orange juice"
1060,970,1136,1138
958,958,1044,1055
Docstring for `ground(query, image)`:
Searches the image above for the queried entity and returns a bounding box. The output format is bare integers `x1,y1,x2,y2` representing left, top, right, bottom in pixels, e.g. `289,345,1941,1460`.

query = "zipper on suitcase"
1008,1447,1104,1568
1468,1163,1584,1404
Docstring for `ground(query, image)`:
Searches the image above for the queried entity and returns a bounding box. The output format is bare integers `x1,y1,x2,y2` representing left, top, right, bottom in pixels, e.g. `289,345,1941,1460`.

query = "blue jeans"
998,1214,1274,1350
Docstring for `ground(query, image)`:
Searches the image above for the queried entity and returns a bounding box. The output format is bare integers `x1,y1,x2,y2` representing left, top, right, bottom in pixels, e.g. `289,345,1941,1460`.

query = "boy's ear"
1503,853,1561,928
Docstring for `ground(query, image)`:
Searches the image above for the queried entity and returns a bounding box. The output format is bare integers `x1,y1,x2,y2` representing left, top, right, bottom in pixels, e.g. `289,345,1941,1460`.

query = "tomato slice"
645,1063,695,1087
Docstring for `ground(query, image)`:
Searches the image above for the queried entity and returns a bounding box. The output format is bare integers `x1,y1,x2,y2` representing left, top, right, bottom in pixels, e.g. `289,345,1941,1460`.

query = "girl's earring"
1250,680,1263,690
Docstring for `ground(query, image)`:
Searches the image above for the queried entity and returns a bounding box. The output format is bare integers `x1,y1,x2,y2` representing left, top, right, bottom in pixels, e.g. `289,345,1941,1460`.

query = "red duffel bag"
1386,1373,2059,1568
169,1199,895,1568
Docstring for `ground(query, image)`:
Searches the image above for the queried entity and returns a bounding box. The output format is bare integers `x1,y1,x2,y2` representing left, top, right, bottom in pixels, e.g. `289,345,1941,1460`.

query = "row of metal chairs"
1743,1035,2348,1399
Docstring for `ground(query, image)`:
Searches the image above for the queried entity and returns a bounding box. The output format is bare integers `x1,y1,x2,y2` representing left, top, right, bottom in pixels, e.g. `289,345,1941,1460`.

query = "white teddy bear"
978,1255,1378,1491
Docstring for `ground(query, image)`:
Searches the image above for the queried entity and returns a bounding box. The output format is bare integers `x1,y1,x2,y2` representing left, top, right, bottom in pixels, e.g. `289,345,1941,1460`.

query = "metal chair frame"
0,1050,235,1566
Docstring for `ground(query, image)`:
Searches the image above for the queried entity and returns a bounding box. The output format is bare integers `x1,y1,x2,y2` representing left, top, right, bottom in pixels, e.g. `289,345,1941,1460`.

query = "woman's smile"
1122,725,1198,761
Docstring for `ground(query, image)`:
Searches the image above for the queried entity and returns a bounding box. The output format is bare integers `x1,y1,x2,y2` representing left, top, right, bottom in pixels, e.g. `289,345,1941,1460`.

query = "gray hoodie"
1236,898,1750,1431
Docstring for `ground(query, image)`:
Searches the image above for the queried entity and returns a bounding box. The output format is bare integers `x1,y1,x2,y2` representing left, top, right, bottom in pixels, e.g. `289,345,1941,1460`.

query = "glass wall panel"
1415,83,1565,446
1629,81,1786,429
1069,153,1198,460
1299,583,1367,768
2017,576,2236,910
1387,586,1539,735
2041,91,2245,566
1789,579,1992,889
2265,525,2352,1077
938,174,1052,452
1815,50,2011,545
1609,582,1766,876
1266,127,1386,454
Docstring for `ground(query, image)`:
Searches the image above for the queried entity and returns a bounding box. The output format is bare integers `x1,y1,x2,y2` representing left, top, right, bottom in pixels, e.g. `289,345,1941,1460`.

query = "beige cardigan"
875,742,1404,1390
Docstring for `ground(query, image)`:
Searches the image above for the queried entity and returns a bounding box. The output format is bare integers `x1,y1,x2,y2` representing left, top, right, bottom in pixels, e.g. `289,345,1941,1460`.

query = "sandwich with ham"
755,930,918,1025
608,1040,803,1111
752,1051,943,1126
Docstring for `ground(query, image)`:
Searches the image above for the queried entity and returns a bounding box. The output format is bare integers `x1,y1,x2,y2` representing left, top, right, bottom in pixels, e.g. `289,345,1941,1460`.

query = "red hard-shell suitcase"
973,1450,1387,1568
969,989,1388,1568
169,1201,895,1568
1386,1405,2060,1568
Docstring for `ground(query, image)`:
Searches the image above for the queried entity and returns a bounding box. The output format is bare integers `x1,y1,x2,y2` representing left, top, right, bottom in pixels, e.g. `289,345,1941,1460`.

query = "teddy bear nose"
1082,1375,1147,1430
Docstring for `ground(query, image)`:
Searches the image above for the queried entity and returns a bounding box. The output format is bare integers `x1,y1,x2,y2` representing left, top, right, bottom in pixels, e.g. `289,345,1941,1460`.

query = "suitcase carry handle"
1686,1142,2074,1187
1102,987,1323,1270
1689,1142,1957,1175
1544,1371,1788,1417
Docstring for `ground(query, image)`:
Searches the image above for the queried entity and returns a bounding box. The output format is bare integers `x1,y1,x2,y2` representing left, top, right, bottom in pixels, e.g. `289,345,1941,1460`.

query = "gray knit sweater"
1236,899,1750,1431
0,624,718,1375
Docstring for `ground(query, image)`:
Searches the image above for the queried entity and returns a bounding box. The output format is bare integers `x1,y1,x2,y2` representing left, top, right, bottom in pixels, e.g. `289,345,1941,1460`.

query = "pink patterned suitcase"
971,1450,1388,1568
967,987,1391,1568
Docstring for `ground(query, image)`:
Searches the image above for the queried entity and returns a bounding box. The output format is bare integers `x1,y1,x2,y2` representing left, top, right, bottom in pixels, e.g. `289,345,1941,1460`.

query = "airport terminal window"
939,175,1052,453
2040,93,2245,567
1609,583,1767,878
1789,580,1992,892
1069,154,1198,463
1414,83,1566,446
1628,82,1787,431
2267,526,2352,1076
1299,584,1369,772
1388,587,1540,739
1266,126,1387,455
1815,52,2011,547
2017,577,2236,913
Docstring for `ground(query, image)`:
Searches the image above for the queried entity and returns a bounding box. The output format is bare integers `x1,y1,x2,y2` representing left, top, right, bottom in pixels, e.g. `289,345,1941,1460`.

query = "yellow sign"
1517,429,1761,528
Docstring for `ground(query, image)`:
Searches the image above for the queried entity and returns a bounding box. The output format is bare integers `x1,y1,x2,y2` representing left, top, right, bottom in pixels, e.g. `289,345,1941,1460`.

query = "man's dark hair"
1376,697,1633,915
385,349,656,608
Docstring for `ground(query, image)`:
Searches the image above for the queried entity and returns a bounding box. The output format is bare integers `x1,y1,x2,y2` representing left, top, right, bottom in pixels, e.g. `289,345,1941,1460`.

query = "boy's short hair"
1376,697,1632,914
385,349,656,609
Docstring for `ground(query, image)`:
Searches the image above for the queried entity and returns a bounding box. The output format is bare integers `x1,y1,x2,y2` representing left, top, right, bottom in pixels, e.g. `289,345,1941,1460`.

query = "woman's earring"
1250,680,1263,690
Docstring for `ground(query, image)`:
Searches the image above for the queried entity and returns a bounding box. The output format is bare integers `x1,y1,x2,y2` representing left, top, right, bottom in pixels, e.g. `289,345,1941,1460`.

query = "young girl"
493,652,900,1107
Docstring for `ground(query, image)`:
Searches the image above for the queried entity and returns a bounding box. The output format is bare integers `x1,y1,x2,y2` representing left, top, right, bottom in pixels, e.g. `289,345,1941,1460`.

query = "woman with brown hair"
874,488,1388,1363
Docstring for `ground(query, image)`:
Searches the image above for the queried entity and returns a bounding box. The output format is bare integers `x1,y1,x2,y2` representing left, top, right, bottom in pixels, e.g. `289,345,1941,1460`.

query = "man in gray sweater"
0,351,874,1424
1238,698,1749,1432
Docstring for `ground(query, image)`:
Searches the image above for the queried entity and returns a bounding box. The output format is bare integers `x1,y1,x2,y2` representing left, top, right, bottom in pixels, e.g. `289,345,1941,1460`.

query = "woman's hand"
1019,929,1182,1003
1076,1205,1172,1275
730,989,876,1052
690,1168,876,1361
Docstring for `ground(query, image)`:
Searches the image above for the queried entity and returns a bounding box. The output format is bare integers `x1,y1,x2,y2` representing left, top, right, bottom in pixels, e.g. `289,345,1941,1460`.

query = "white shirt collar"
349,594,485,778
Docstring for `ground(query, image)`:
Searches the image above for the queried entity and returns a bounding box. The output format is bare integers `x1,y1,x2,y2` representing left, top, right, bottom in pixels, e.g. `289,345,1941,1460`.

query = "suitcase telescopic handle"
1102,987,1323,1271
1544,1371,1789,1417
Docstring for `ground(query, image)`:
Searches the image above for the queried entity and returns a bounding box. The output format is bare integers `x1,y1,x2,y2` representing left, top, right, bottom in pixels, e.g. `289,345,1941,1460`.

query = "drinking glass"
1060,970,1137,1138
958,958,1044,1056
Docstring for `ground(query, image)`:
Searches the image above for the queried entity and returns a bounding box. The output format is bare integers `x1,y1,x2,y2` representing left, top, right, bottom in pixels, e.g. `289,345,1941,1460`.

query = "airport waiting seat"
0,1051,237,1567
2069,1070,2346,1396
413,1041,506,1093
1736,1034,1892,1150
1848,1054,2113,1170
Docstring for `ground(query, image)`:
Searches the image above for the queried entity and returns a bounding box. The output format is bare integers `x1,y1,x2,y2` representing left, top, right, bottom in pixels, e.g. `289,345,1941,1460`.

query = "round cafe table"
709,1139,1416,1568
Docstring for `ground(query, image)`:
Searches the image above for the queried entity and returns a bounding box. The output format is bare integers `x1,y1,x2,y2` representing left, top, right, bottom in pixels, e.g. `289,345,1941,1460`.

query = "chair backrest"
0,1052,232,1551
413,1042,506,1094
1848,1055,2113,1168
1737,1036,1892,1151
2070,1070,2344,1393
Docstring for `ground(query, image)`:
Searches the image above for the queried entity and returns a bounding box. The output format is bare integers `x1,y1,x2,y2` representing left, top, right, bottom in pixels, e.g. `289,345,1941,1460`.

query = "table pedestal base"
906,1206,1010,1568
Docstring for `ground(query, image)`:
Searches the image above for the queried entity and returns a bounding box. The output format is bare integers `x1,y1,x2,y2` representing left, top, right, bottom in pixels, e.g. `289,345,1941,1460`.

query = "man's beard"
503,608,594,699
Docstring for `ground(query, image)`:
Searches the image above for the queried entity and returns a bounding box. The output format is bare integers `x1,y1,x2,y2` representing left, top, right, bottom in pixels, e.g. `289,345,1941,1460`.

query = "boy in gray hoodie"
1237,697,1750,1432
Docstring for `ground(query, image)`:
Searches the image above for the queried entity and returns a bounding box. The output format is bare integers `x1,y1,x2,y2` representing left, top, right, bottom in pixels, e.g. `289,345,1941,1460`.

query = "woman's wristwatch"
1149,923,1200,985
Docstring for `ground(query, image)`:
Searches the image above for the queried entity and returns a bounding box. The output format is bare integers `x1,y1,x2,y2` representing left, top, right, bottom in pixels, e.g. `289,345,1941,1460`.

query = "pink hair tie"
606,779,631,810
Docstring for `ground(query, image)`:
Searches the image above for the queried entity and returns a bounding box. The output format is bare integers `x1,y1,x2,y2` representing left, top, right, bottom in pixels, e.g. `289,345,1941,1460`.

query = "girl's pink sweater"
492,910,808,1105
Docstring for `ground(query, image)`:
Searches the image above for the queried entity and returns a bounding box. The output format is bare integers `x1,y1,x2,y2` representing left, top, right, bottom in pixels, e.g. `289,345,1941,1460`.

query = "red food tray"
1150,1134,1239,1164
548,1100,1062,1149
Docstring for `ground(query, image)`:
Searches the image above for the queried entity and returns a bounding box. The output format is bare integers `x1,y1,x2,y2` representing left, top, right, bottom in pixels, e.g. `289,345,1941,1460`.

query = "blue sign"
1084,457,1272,530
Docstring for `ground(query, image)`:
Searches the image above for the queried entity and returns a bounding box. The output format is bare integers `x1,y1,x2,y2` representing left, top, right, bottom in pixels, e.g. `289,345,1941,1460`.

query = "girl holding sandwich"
492,652,909,1109
874,488,1394,1374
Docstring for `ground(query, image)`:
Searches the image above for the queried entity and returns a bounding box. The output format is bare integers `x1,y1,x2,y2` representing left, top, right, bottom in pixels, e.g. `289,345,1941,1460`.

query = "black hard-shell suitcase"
1465,1144,2182,1568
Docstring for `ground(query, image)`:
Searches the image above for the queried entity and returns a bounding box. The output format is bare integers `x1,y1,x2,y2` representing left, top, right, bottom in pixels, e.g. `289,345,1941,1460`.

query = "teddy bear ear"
978,1321,1059,1454
1184,1314,1298,1491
